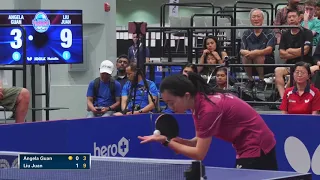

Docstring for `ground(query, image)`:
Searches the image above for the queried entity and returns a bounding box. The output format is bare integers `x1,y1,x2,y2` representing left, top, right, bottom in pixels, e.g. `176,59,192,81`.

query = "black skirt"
235,146,278,171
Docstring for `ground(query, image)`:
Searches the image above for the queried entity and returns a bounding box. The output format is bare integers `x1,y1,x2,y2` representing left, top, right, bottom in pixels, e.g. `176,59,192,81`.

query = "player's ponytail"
160,73,223,98
186,72,216,95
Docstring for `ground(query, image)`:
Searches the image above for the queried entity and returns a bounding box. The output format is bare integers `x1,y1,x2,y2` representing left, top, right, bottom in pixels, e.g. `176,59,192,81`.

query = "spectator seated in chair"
274,0,304,44
198,36,227,75
301,0,320,45
181,63,197,76
279,61,320,114
113,54,129,88
275,9,317,102
200,53,220,86
214,67,228,90
0,71,30,123
86,60,121,118
114,63,158,116
162,63,197,114
240,8,276,91
214,67,239,97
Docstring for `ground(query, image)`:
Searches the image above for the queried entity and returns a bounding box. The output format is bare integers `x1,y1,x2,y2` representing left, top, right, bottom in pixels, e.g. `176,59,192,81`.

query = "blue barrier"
0,114,318,179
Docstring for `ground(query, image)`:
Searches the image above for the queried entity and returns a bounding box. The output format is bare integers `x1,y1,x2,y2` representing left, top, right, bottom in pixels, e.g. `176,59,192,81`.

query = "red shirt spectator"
280,83,320,114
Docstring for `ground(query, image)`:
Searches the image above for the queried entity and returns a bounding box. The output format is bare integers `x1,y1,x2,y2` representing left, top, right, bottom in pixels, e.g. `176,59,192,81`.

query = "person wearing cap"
86,60,121,118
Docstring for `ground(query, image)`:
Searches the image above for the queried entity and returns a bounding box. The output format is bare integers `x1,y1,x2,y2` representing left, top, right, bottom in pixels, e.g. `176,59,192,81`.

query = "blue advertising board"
0,114,318,179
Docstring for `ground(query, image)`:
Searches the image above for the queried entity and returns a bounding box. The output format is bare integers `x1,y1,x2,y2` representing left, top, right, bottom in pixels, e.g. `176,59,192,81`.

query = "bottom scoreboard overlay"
19,154,91,170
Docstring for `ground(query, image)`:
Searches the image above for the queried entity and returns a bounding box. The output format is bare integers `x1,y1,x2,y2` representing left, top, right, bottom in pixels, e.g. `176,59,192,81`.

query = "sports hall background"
1,0,285,122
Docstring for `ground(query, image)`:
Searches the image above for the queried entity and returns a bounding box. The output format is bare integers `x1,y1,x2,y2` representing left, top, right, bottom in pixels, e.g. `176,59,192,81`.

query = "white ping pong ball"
153,130,161,136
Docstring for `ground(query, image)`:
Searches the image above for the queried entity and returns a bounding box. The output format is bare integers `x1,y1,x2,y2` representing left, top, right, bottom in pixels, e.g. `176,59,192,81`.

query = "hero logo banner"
32,12,50,33
284,136,320,175
94,137,129,157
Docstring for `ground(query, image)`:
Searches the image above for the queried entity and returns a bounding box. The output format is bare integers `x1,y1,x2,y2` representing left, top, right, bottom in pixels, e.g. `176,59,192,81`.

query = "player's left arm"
167,136,212,161
172,133,198,147
168,112,218,160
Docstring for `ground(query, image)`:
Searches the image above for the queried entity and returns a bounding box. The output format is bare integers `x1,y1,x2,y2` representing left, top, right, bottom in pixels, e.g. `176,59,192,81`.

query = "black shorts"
235,147,278,171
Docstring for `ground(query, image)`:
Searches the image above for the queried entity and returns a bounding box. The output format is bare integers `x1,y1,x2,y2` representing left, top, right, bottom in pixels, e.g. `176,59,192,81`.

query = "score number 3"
10,29,22,49
75,156,88,169
60,28,72,48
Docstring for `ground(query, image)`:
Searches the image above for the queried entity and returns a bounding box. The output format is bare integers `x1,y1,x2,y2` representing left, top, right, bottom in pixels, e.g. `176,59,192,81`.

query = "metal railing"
144,62,295,106
148,25,303,61
274,2,304,17
160,3,217,58
216,10,270,26
190,14,235,54
234,1,274,26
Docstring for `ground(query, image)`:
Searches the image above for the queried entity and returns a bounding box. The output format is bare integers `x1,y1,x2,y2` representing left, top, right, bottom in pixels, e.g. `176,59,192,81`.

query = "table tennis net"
0,152,195,180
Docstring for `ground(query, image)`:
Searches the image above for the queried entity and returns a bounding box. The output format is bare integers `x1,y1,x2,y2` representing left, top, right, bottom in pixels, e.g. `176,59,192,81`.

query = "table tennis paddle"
155,114,179,139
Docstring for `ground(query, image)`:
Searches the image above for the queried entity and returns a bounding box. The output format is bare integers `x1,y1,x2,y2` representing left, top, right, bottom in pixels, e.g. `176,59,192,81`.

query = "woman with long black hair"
198,36,227,74
138,72,278,170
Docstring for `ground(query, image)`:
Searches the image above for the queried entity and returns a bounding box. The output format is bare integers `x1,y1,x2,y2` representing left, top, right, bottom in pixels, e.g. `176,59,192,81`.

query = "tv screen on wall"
0,10,83,65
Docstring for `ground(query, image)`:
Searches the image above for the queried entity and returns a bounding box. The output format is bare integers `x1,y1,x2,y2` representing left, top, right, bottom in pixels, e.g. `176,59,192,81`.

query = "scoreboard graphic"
0,10,83,65
19,153,91,170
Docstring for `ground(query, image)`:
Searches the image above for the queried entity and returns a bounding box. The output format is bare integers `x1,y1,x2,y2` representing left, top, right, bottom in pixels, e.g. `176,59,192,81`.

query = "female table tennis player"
138,72,278,170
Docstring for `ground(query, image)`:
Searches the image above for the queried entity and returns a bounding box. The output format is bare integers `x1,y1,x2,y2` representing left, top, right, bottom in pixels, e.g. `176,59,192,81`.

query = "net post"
184,161,207,180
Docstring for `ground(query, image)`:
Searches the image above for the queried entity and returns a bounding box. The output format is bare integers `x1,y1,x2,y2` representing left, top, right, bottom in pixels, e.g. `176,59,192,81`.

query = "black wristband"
162,138,171,147
108,106,112,111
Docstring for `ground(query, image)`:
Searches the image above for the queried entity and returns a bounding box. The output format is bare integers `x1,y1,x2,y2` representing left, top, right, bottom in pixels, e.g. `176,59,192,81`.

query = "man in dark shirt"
275,9,313,99
113,54,129,88
273,0,304,44
128,33,150,70
240,8,276,91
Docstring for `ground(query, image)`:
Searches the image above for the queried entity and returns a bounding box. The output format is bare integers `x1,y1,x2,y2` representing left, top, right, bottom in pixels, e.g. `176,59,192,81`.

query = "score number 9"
9,28,73,49
60,28,73,48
